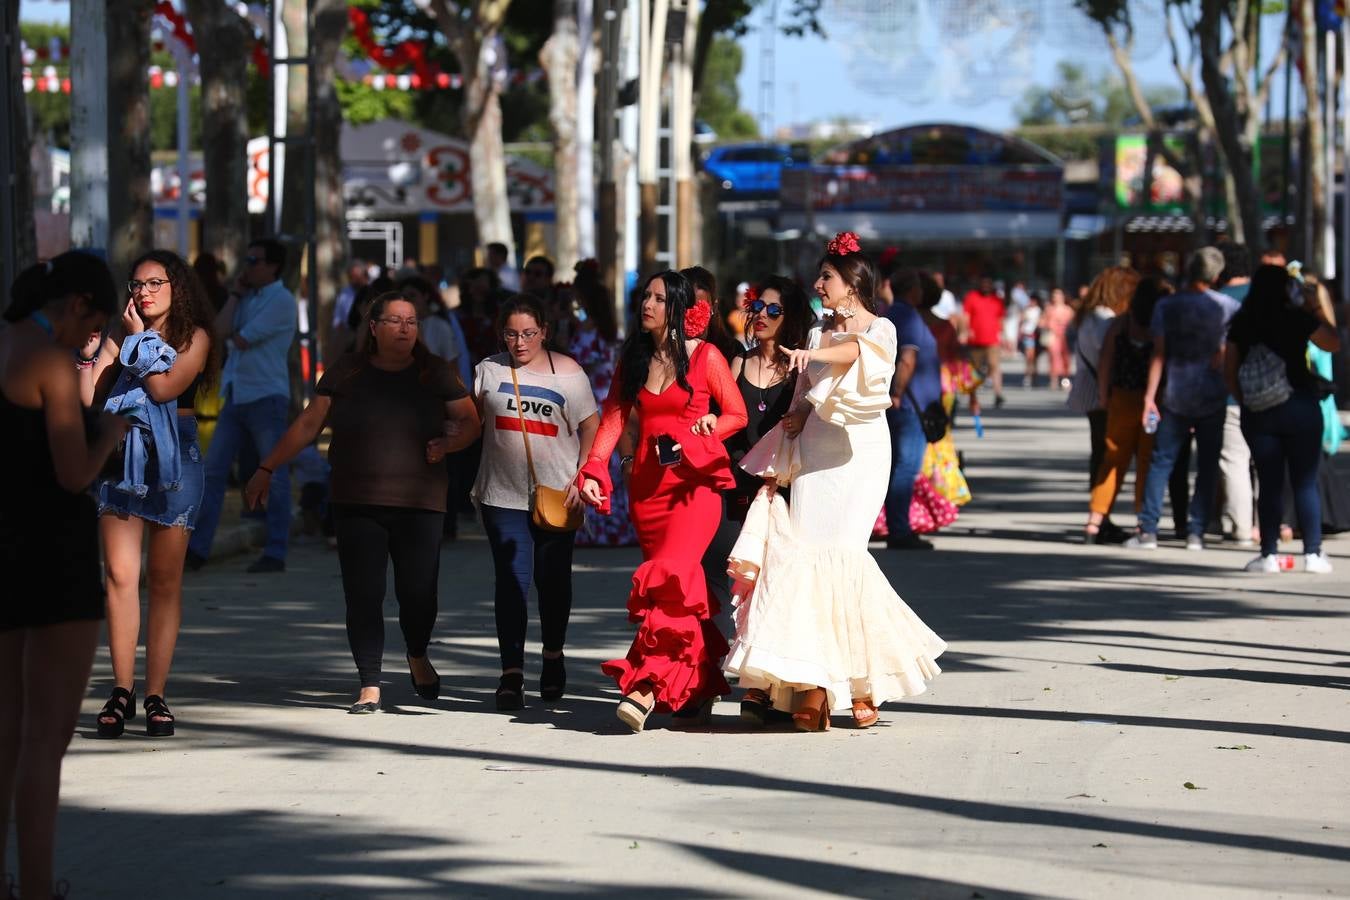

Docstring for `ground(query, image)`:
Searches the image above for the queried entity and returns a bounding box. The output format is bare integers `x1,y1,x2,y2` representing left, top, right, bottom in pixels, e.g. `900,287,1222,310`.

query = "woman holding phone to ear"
578,270,748,732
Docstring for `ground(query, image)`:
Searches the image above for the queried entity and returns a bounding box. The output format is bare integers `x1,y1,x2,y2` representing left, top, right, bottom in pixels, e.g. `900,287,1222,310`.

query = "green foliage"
696,36,758,141
337,78,418,125
1015,61,1181,128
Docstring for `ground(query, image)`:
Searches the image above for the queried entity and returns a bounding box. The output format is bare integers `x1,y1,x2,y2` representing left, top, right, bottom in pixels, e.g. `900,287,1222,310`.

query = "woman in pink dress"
579,270,748,732
1043,287,1076,390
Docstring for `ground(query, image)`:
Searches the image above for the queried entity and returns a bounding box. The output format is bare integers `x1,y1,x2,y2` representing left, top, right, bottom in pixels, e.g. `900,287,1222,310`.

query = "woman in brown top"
245,292,480,713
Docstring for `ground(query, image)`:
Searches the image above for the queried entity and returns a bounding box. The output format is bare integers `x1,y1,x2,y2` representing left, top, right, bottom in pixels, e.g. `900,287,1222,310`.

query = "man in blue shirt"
187,239,298,573
884,269,944,550
1129,247,1241,551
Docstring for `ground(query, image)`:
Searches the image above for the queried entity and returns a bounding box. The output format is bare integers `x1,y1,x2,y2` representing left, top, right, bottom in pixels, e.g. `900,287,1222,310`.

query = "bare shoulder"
547,350,585,376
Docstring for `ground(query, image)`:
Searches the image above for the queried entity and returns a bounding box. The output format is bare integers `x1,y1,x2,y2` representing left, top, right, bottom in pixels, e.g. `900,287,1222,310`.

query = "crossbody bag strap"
507,363,538,490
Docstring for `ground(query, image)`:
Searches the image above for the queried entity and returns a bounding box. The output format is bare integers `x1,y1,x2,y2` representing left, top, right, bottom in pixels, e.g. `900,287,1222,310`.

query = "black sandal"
495,672,524,711
96,686,136,738
407,655,441,701
539,654,566,702
143,694,176,737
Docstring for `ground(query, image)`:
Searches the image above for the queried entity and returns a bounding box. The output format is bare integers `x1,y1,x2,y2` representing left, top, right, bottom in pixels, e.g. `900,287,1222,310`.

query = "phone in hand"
655,434,682,466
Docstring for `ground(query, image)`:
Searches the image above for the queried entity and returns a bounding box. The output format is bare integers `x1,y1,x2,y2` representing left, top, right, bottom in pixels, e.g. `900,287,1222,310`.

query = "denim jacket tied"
103,331,181,497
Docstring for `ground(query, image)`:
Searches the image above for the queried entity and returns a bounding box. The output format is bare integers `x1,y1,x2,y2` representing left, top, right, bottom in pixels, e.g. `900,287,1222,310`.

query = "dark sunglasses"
245,255,264,266
747,299,784,319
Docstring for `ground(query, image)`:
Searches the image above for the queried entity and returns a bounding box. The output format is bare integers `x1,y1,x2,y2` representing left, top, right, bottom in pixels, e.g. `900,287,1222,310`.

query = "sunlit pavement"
52,379,1350,898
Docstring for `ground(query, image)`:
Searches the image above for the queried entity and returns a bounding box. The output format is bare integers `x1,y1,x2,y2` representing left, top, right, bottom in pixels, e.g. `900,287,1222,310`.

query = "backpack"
1238,343,1292,412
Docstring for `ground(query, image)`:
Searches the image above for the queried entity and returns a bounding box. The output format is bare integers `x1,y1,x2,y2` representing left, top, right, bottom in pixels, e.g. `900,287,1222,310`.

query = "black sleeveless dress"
0,392,103,629
725,367,795,521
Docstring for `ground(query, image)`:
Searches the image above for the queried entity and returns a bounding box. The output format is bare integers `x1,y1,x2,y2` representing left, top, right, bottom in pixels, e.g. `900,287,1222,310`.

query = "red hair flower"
684,297,712,337
827,231,862,256
740,285,760,310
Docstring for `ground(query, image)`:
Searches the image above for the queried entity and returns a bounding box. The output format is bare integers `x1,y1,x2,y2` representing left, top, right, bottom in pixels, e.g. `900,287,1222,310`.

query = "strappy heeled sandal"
616,693,655,733
96,686,136,738
671,695,714,726
740,688,772,726
851,697,880,729
495,673,525,711
143,694,175,737
793,687,830,732
539,654,566,702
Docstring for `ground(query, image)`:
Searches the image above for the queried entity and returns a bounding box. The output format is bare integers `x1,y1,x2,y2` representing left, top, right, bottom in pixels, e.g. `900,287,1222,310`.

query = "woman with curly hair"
579,270,748,732
80,249,220,738
725,233,946,731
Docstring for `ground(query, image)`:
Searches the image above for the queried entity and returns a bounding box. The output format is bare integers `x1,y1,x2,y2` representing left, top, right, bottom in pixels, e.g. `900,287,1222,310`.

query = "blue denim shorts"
97,416,205,530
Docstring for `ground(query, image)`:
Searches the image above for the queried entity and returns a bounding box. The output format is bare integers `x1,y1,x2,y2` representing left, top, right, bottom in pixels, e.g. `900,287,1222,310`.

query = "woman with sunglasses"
578,270,748,732
725,276,815,725
244,292,481,712
81,250,219,738
471,295,598,709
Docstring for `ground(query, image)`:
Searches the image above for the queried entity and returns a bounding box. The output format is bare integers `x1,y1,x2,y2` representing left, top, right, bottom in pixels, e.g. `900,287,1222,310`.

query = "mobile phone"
655,434,682,466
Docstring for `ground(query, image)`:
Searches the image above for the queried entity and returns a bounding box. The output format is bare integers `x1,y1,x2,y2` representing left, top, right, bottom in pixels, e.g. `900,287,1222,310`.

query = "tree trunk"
542,0,581,273
1199,0,1265,251
466,53,515,263
106,0,154,280
576,0,596,260
4,0,36,281
185,0,252,275
280,0,310,289
312,0,349,364
1299,0,1327,274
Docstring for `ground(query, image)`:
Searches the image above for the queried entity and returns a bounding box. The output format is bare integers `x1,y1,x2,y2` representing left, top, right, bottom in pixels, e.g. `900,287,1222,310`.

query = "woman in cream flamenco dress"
724,233,947,730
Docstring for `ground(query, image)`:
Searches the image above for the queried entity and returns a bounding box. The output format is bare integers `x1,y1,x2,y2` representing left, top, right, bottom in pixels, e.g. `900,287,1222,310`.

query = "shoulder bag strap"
508,363,538,490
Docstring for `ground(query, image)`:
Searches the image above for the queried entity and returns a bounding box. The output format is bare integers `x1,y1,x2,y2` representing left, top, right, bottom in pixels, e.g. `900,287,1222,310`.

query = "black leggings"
333,504,444,688
480,505,576,671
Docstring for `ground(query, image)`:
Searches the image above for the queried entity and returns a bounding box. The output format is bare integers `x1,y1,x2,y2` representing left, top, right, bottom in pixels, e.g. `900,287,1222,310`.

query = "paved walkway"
50,384,1350,898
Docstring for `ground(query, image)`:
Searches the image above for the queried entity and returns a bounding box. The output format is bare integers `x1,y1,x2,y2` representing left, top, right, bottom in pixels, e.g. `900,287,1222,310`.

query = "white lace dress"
723,317,947,712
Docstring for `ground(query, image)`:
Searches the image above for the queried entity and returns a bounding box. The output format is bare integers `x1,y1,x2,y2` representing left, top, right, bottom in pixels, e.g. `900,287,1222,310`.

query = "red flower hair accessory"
684,297,712,337
740,285,760,310
827,231,862,256
574,258,600,275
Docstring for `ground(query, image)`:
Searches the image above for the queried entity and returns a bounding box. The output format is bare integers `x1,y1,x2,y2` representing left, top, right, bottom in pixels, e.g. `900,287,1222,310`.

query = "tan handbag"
509,360,583,532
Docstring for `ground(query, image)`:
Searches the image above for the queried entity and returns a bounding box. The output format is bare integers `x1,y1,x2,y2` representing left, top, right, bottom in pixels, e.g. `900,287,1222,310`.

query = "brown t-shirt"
317,353,467,512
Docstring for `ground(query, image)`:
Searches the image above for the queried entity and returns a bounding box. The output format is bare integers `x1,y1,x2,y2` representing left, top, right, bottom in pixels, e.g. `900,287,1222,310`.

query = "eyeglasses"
502,329,542,343
128,278,170,295
746,299,784,319
376,316,419,328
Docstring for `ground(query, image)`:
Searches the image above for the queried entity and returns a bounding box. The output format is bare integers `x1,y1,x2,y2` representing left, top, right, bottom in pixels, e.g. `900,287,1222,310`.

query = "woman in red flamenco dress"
579,270,747,732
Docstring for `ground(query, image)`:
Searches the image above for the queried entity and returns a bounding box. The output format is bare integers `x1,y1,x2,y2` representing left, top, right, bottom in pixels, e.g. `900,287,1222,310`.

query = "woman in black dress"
1,252,126,899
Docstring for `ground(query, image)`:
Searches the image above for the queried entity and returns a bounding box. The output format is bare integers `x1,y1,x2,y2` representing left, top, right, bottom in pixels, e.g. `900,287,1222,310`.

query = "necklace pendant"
757,400,767,412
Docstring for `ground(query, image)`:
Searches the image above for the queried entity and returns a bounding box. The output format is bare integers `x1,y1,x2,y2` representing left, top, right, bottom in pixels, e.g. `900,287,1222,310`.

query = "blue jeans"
1242,391,1323,556
480,505,576,671
1138,405,1224,537
884,406,929,539
189,394,292,561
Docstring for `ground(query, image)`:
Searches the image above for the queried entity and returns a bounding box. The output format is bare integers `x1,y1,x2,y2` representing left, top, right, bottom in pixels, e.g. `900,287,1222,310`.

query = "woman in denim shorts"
80,250,219,738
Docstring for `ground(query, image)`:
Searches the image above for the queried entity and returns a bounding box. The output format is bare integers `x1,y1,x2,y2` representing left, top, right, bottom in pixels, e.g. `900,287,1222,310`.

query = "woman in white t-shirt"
472,295,599,711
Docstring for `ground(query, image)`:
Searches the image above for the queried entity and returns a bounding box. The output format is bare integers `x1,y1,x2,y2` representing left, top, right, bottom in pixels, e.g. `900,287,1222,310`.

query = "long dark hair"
128,249,221,387
816,250,879,314
1129,276,1173,328
618,270,695,404
357,290,436,384
1229,264,1295,339
6,251,118,323
681,265,740,363
756,275,815,354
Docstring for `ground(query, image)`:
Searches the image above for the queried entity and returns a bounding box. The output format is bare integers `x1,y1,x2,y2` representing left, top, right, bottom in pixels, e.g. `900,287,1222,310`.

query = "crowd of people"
4,230,1347,898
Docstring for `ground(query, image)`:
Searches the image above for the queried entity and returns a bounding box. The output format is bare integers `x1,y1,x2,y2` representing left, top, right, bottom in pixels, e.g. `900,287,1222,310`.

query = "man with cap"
1127,247,1241,550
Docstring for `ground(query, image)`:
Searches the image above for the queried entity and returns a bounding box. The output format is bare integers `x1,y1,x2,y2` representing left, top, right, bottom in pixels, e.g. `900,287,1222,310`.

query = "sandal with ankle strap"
616,693,655,733
495,673,524,711
539,654,566,702
143,694,176,737
96,686,136,738
793,688,831,732
850,697,879,729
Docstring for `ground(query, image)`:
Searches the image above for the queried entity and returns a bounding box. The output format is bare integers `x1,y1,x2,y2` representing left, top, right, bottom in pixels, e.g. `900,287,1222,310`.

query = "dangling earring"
836,292,856,319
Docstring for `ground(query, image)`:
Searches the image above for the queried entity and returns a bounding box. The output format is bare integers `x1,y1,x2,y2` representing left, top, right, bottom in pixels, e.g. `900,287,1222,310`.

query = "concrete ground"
39,382,1350,898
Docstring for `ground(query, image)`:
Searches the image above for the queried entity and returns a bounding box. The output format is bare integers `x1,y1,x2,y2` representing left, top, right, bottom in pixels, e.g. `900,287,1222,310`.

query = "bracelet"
257,465,274,475
76,352,98,364
619,455,634,467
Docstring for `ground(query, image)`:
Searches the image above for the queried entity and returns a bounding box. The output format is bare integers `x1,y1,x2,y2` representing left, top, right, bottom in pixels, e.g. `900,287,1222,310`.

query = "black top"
1229,306,1319,391
177,371,205,406
726,366,795,464
1110,330,1152,392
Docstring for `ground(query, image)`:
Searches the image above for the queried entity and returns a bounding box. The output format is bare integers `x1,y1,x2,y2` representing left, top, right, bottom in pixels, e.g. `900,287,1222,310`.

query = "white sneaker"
1305,552,1334,574
1185,535,1204,551
1124,533,1158,550
1244,554,1280,573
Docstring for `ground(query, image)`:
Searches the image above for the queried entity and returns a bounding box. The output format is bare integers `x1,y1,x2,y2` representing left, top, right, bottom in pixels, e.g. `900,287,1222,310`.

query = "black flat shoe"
96,686,136,738
407,655,440,701
495,673,524,711
143,694,175,737
347,700,381,715
539,654,566,701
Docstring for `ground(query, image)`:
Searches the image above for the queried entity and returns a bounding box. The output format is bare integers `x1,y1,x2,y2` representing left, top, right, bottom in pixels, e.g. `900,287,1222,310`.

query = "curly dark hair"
618,270,695,404
756,275,816,356
816,250,879,314
127,249,220,389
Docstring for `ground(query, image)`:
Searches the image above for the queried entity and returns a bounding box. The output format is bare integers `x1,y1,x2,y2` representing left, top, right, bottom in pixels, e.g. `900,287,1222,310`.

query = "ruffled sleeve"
804,318,897,425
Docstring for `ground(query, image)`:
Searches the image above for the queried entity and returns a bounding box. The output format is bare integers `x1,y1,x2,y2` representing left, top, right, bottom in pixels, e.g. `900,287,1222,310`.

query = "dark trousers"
885,406,929,539
480,505,576,671
1087,409,1108,487
1243,392,1324,556
333,504,443,687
